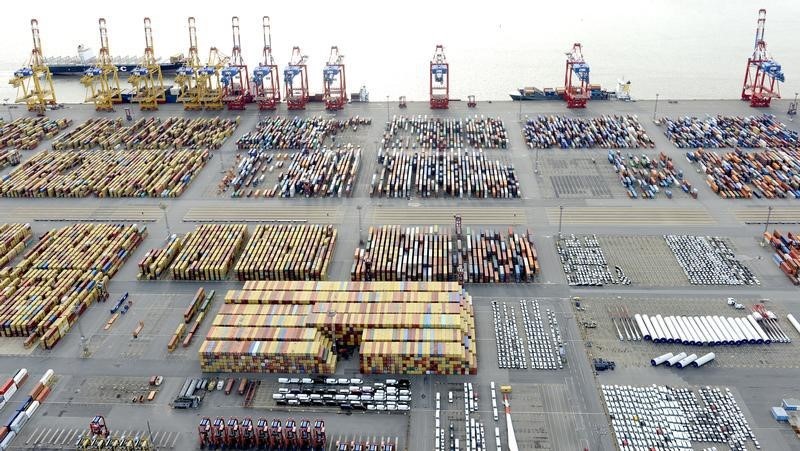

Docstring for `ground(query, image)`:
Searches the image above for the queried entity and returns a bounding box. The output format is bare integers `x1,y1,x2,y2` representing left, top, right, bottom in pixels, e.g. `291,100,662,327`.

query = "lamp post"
534,148,540,174
2,98,11,122
159,202,171,238
558,205,564,239
357,205,363,245
761,205,773,246
653,93,659,122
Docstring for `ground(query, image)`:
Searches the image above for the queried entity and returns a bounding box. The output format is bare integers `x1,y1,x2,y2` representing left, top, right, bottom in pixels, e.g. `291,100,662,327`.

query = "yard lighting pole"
653,93,659,122
558,205,564,239
761,205,773,246
159,202,171,238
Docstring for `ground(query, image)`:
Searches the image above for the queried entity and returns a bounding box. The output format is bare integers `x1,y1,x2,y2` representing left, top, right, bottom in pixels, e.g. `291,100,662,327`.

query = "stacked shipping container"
0,117,71,150
0,224,31,269
0,149,210,198
0,223,143,348
234,225,337,281
687,148,800,199
765,230,800,285
51,117,238,151
170,224,247,280
352,226,539,283
199,281,477,375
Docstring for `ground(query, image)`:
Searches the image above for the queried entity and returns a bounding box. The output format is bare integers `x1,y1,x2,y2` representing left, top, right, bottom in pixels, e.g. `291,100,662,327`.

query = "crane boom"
9,19,57,115
129,17,165,110
222,16,251,110
323,46,346,110
429,44,449,109
80,18,121,111
253,16,280,110
741,8,783,107
284,46,309,110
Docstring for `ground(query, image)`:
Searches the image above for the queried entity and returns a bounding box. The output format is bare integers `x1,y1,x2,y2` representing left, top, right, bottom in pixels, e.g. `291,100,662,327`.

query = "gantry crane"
175,17,203,110
9,19,57,115
128,17,165,111
284,47,309,110
80,18,122,111
200,46,228,110
253,16,280,110
222,16,251,110
564,43,590,108
430,44,449,109
323,46,347,111
741,9,784,107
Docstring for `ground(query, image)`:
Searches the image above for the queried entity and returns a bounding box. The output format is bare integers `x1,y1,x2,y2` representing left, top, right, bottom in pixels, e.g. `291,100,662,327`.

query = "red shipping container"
34,386,50,402
29,382,44,399
0,379,13,395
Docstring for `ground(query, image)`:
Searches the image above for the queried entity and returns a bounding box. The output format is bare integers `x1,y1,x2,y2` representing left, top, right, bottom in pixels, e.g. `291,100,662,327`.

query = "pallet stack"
0,149,210,198
352,226,539,283
199,281,477,375
234,225,337,281
170,224,247,280
52,117,238,150
0,224,144,348
0,224,31,269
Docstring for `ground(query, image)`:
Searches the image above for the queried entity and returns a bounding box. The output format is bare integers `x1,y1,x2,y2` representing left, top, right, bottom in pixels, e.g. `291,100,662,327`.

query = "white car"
278,377,289,384
727,297,737,306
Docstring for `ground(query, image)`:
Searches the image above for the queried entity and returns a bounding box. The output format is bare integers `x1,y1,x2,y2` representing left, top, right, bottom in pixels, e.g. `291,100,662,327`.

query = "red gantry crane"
253,16,280,110
284,46,309,110
741,9,785,107
222,16,251,110
564,43,590,108
430,44,449,109
323,46,347,111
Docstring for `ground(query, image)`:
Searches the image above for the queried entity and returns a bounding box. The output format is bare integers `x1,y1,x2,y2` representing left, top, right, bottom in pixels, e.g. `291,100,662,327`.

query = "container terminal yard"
0,9,800,451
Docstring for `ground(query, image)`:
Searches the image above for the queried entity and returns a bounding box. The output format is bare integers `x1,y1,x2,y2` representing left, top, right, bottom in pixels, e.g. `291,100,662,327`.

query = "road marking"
64,429,78,445
9,205,161,222
546,206,714,225
736,207,800,224
27,426,44,445
184,206,343,223
171,432,180,448
372,207,527,225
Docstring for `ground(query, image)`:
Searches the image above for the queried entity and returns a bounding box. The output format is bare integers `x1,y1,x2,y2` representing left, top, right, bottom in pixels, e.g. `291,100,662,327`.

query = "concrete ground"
0,97,799,450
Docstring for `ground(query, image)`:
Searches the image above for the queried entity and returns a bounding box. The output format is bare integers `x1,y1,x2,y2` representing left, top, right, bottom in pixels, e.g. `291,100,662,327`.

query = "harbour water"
0,0,798,103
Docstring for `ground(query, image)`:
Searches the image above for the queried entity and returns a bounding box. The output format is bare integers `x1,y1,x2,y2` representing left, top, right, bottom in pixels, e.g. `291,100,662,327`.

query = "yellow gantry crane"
8,19,57,115
128,17,165,110
81,18,122,111
199,46,229,110
175,17,204,110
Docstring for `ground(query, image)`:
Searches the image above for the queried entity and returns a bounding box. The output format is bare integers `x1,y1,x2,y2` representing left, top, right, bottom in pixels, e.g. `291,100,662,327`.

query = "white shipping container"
2,384,17,402
0,430,16,450
39,369,54,385
24,400,39,418
9,411,27,433
12,369,27,385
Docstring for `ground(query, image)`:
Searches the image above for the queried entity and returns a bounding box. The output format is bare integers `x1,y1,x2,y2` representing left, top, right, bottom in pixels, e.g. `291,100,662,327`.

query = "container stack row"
200,281,477,375
382,116,508,150
236,116,370,151
267,146,360,198
523,115,655,149
234,224,337,281
170,224,248,281
687,148,800,199
352,226,539,283
371,149,520,198
0,223,144,348
0,148,210,198
51,117,238,150
0,117,71,150
137,234,182,280
0,150,20,169
764,230,800,285
607,151,697,199
661,114,798,148
0,224,31,268
0,369,55,450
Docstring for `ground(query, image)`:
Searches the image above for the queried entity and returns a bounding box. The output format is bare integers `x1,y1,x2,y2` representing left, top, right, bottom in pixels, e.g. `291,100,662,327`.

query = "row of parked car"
273,377,412,412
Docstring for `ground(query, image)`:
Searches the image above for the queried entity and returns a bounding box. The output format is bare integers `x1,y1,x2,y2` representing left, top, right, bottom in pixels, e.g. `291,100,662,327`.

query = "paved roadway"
0,97,799,451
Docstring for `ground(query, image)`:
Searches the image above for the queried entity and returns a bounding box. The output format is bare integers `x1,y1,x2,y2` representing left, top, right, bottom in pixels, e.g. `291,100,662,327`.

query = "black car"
339,403,353,411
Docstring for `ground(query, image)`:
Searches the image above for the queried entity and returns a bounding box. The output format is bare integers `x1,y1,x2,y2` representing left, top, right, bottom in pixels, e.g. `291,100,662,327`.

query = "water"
0,0,797,103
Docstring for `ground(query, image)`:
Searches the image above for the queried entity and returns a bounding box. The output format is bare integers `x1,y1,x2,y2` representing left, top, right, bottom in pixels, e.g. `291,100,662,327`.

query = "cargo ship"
510,81,631,101
46,45,185,75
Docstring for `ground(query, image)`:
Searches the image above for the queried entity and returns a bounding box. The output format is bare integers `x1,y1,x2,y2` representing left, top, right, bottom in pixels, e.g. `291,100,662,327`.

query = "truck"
593,358,616,371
